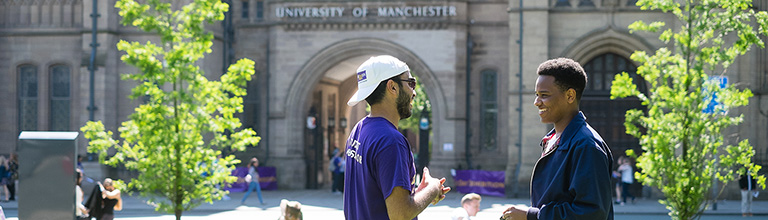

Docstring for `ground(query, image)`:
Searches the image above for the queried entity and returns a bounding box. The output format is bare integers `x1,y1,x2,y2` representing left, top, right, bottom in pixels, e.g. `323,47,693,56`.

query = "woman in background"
76,169,89,220
240,157,265,205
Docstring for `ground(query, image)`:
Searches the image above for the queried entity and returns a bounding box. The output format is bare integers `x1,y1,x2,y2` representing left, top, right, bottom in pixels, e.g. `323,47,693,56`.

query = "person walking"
617,157,635,205
451,193,481,220
330,149,344,194
241,157,265,205
501,58,614,220
740,172,758,217
343,55,450,220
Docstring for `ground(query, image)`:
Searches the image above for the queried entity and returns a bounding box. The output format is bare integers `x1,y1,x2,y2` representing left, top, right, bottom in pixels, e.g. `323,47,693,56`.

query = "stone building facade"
1,0,766,198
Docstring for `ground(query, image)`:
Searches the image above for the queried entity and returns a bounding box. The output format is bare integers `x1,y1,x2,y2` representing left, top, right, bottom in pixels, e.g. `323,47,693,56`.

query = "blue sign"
419,117,429,130
703,76,727,114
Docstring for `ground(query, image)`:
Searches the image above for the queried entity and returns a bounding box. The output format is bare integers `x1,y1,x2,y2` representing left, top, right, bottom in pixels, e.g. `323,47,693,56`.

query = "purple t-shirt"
343,117,417,220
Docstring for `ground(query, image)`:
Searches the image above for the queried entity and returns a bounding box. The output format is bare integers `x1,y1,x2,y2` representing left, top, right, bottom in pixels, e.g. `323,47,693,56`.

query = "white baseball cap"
347,55,410,106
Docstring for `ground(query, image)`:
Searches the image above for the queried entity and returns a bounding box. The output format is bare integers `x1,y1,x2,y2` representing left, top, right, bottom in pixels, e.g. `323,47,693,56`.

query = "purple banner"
225,166,277,192
452,170,505,197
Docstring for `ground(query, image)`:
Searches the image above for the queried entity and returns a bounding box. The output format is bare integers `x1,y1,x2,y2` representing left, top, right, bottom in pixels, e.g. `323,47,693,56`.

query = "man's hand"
431,177,451,205
386,167,451,220
500,205,529,220
415,167,451,205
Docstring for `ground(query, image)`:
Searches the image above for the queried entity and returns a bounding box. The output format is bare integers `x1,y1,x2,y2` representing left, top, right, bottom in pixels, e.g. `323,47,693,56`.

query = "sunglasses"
392,78,417,89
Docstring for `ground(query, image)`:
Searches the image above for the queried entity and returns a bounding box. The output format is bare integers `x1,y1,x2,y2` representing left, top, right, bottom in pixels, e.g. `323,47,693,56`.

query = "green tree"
611,0,768,219
80,0,259,219
400,77,432,131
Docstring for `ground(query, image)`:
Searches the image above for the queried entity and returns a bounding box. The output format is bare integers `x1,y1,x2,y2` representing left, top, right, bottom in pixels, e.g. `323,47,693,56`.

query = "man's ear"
387,80,398,95
566,88,576,103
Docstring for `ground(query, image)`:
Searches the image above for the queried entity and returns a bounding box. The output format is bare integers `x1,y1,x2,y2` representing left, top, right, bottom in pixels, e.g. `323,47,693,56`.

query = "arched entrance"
580,52,648,200
283,38,446,189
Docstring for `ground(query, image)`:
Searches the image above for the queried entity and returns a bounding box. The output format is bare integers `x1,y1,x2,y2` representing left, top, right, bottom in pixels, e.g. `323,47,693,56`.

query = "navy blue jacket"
527,112,614,220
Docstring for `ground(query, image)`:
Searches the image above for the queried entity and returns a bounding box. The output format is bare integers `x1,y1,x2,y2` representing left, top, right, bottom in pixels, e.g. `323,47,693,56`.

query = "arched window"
50,65,71,131
18,65,38,132
480,69,497,151
582,53,646,95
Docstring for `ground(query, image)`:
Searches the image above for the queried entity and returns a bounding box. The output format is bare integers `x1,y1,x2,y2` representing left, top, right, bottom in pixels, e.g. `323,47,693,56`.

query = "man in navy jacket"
502,58,614,220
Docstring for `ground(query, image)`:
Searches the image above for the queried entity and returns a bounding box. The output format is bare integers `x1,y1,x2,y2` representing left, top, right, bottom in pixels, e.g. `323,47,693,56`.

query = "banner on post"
452,170,505,197
225,166,277,192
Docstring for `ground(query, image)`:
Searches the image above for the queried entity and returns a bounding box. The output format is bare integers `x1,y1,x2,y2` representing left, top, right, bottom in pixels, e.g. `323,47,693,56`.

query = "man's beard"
396,87,413,119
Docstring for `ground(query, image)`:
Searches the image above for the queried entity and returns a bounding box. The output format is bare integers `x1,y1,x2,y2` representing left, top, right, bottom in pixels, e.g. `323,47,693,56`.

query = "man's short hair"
461,193,482,205
536,58,587,101
364,73,404,106
280,199,303,220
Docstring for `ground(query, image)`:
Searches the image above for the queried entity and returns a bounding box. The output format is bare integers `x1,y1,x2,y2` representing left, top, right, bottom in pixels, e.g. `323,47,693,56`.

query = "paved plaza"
1,189,766,219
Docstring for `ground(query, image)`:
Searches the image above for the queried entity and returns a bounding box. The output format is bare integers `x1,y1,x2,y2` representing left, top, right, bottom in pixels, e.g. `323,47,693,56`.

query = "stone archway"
561,27,654,65
281,38,447,189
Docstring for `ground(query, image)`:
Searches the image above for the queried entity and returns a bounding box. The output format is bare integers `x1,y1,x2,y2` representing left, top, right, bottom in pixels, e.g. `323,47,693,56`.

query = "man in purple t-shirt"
344,55,451,220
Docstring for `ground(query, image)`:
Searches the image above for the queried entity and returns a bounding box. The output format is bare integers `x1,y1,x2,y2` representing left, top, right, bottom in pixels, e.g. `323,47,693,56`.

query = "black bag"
84,185,104,219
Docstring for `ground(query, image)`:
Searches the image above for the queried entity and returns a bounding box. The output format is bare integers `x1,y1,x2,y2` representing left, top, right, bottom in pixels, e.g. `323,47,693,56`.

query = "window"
50,65,71,131
582,53,645,95
555,0,571,7
578,0,595,7
242,1,249,19
18,65,38,132
243,73,260,135
480,69,497,151
256,1,264,20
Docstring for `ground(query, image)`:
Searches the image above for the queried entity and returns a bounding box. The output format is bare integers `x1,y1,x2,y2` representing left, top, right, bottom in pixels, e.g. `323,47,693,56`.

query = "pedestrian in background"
330,148,344,194
612,168,622,205
617,157,635,205
77,154,85,171
502,58,614,220
75,169,89,220
241,157,265,205
98,178,122,220
740,172,758,217
6,154,16,202
0,156,10,202
451,193,481,220
344,55,450,220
